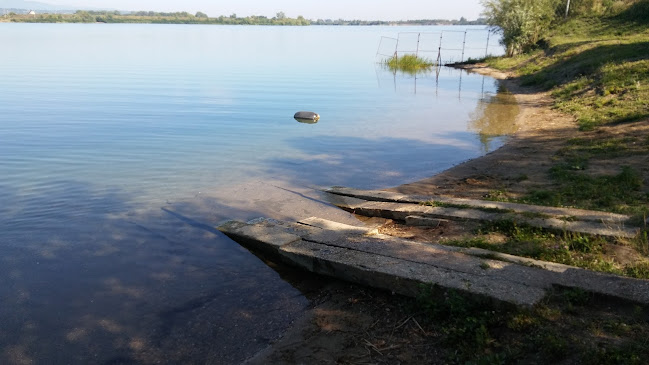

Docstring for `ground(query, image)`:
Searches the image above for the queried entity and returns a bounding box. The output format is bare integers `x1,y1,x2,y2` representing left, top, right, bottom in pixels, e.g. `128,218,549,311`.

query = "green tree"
481,0,560,56
195,11,208,18
296,15,309,25
75,10,95,23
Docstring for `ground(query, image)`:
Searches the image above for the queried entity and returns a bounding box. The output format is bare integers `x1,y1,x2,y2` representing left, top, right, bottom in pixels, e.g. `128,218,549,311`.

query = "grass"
415,284,649,364
519,166,648,215
443,219,649,279
483,14,649,216
480,131,649,219
486,9,649,130
384,54,435,74
412,7,649,363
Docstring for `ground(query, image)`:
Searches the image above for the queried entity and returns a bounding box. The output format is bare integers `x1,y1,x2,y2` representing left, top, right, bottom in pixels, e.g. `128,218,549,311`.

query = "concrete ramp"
218,217,649,307
324,187,639,239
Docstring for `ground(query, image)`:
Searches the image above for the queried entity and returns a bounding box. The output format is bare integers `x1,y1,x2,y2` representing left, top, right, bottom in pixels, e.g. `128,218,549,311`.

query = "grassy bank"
364,5,649,364
401,8,649,362
487,2,649,131
478,3,649,220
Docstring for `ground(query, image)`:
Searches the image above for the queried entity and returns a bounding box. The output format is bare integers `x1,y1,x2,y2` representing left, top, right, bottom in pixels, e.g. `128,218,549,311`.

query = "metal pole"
485,31,490,58
394,34,400,60
416,32,420,57
565,0,571,18
458,70,462,99
437,32,443,66
461,30,467,62
376,37,383,57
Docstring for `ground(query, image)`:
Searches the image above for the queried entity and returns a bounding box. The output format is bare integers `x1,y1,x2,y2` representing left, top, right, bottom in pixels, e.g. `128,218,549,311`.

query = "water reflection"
376,65,520,152
468,84,520,152
295,118,318,124
376,63,441,95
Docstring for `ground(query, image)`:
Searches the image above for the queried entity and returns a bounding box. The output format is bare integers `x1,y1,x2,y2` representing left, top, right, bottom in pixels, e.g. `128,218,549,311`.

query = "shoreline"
243,65,583,364
389,63,577,201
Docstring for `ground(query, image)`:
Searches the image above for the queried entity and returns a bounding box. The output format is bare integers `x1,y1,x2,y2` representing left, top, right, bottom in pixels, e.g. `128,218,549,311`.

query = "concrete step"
327,192,639,239
325,187,631,224
217,217,649,307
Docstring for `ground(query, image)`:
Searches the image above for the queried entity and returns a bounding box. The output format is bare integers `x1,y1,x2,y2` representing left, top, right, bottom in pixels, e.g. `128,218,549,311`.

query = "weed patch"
520,165,647,213
441,220,649,278
384,54,434,74
415,285,649,364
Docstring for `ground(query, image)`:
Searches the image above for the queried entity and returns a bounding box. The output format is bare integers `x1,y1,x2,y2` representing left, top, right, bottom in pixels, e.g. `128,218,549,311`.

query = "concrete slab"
333,199,639,239
281,239,547,306
217,220,301,256
217,217,649,306
325,187,631,224
298,216,378,236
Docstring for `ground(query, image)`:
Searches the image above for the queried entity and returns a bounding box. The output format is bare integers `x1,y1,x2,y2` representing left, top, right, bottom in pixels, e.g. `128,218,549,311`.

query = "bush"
482,0,562,56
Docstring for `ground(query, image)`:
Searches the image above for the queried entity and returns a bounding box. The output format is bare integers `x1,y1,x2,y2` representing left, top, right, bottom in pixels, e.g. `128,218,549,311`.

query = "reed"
384,54,434,73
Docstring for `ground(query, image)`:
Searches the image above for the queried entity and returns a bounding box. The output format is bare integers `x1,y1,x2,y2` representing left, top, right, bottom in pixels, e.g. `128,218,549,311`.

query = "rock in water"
294,111,320,122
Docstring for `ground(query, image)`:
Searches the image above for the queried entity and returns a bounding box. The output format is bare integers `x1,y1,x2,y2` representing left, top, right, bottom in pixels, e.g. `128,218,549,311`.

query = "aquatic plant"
384,54,434,74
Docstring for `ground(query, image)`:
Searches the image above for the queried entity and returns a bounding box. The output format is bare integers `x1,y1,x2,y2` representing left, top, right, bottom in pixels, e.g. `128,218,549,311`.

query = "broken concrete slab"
218,217,649,306
219,220,546,306
281,239,547,306
325,187,631,224
298,216,378,236
453,247,576,273
405,215,447,227
332,199,639,239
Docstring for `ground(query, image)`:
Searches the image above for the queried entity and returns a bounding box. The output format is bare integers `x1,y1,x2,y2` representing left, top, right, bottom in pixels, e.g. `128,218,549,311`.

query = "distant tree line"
2,10,486,26
310,17,487,25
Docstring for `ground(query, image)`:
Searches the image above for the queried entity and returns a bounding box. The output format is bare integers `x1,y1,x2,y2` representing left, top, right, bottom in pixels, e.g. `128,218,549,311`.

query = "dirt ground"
392,65,649,202
242,65,649,365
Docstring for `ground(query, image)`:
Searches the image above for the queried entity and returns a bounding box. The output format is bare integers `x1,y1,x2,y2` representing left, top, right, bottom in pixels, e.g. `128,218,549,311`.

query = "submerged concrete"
218,217,649,306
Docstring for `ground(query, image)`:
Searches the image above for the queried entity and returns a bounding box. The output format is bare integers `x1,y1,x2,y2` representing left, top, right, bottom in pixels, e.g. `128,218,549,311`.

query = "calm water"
0,24,513,364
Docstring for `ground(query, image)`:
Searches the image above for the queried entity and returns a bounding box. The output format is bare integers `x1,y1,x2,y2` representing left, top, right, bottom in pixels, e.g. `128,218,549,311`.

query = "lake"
0,23,512,364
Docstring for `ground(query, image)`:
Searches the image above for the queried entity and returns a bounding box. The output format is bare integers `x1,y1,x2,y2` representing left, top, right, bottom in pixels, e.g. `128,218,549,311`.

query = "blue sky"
43,0,485,20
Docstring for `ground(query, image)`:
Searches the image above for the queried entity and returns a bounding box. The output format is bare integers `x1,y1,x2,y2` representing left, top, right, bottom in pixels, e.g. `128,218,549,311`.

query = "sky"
41,0,485,21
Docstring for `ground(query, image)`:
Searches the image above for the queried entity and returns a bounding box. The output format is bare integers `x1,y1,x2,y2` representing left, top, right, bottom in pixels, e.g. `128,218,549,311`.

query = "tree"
296,15,309,25
481,0,560,56
195,11,208,18
276,11,286,19
75,10,95,23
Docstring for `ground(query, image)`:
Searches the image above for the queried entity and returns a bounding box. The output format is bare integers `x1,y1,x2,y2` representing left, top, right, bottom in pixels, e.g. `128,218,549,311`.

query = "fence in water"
376,28,503,65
